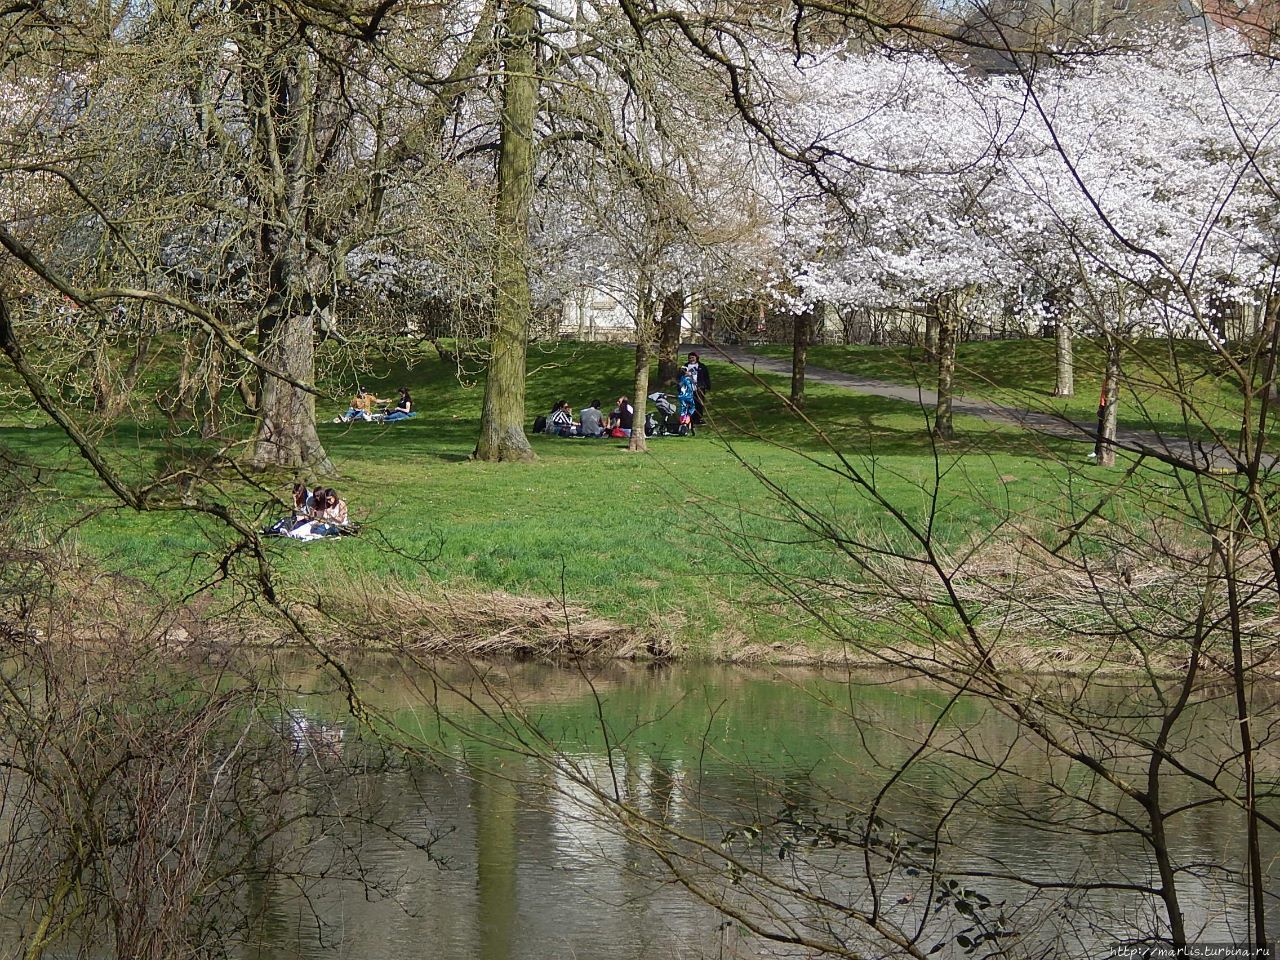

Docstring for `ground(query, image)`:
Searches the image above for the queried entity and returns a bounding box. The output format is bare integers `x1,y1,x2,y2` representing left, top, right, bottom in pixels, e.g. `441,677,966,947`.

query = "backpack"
532,414,547,434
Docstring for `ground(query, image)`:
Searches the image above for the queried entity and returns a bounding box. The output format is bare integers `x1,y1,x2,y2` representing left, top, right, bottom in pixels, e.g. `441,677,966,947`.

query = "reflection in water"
229,658,1280,958
0,655,1273,959
475,767,516,960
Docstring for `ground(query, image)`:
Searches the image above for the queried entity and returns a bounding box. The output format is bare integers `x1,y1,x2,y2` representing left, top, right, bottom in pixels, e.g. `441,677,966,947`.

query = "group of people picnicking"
274,353,710,541
539,352,710,438
335,386,415,423
545,396,633,438
265,483,352,540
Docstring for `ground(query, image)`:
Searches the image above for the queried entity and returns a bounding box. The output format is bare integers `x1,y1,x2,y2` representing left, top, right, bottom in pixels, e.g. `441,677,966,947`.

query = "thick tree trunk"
245,308,333,473
474,0,538,463
1053,315,1074,398
656,289,684,387
790,308,811,410
1095,335,1123,466
932,294,958,440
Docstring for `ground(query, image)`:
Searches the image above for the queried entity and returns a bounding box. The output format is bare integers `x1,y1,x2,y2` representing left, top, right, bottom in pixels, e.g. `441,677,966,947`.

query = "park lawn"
0,341,1182,656
755,339,1256,441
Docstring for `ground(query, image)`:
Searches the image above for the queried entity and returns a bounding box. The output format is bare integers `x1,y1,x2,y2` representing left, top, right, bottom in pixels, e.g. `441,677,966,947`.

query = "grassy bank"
0,340,1198,659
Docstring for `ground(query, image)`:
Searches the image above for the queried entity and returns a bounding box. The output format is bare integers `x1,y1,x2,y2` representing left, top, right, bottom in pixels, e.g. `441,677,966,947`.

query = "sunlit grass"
755,338,1254,440
0,340,1182,653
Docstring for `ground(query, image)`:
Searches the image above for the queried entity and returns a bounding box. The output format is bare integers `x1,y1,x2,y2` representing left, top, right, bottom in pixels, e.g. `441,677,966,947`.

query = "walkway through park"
715,346,1251,474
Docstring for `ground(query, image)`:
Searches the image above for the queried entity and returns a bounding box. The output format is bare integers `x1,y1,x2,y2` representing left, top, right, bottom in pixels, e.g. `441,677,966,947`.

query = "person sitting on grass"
316,488,348,531
549,400,578,436
290,482,316,530
579,399,606,438
383,387,414,422
287,487,349,539
340,386,386,422
265,482,315,536
609,396,634,436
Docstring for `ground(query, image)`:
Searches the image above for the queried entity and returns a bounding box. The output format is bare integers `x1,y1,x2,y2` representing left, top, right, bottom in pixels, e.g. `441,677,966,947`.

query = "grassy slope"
0,341,1159,655
756,339,1252,440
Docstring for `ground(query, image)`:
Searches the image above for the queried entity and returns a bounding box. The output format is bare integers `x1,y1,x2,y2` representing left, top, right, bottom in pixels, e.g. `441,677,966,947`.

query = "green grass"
755,338,1254,440
0,340,1194,655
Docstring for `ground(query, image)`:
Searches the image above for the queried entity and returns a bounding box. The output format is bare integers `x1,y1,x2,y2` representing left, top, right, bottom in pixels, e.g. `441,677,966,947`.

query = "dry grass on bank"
4,523,1279,674
0,538,652,661
310,580,653,660
834,530,1280,675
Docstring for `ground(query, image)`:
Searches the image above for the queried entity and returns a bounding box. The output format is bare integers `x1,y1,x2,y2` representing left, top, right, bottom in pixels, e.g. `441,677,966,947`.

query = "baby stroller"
645,392,692,437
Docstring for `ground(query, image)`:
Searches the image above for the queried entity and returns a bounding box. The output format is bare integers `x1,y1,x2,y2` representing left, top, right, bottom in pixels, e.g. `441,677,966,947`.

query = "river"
231,657,1278,960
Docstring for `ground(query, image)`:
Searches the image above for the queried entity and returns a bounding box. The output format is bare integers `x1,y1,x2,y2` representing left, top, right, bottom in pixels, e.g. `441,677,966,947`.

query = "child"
678,369,696,435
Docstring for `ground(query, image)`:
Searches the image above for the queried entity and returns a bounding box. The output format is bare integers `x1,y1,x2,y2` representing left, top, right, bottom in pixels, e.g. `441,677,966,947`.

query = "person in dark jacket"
383,387,413,421
685,352,710,424
609,396,634,435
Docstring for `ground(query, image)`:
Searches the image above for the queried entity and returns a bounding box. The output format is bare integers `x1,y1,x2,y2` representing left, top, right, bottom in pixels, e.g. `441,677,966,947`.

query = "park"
0,1,1277,958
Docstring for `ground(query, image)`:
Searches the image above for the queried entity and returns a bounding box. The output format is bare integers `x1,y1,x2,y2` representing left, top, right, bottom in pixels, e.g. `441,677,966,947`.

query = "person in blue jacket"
678,368,696,427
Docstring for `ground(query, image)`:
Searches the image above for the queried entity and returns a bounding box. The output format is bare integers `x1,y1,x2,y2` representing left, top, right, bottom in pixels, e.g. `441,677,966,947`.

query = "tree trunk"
1237,297,1274,468
245,308,333,473
629,291,655,453
121,335,153,399
91,338,112,414
1095,335,1123,466
923,302,939,361
932,293,957,440
1053,315,1074,398
656,289,684,387
474,0,538,463
790,307,811,410
699,301,714,345
1259,291,1280,407
1207,291,1230,343
841,308,859,345
239,23,333,474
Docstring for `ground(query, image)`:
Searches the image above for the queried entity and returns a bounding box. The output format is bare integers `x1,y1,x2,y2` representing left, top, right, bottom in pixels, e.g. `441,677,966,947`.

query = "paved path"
712,346,1248,474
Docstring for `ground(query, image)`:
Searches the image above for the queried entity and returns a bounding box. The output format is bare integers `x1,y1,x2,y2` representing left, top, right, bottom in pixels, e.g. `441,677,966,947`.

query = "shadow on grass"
1,341,1091,469
756,339,1248,447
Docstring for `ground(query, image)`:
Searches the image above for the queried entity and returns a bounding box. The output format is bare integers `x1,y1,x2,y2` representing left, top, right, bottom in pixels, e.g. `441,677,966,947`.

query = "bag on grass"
532,414,547,434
